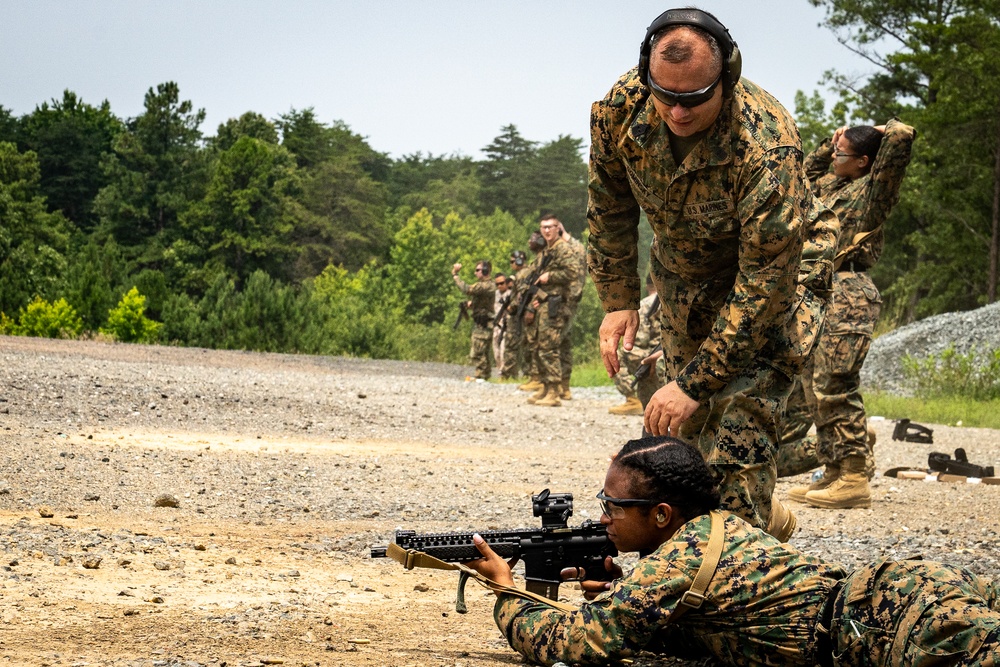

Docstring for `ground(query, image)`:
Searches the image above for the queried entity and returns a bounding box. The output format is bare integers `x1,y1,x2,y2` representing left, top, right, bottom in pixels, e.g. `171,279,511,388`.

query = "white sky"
2,1,873,159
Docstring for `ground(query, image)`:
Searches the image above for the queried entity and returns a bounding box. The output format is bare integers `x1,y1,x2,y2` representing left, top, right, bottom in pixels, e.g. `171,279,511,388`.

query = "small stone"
225,557,237,565
118,558,133,568
153,560,171,571
38,507,54,518
84,493,100,501
82,556,102,569
194,544,207,551
146,595,165,604
413,582,430,592
153,494,180,508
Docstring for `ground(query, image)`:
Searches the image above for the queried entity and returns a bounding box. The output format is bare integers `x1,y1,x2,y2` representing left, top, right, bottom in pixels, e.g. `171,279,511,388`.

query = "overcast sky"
2,1,873,159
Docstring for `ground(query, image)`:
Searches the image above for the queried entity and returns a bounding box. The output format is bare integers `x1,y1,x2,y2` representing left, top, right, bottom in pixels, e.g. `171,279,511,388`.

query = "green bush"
902,345,1000,400
6,296,83,338
101,287,162,343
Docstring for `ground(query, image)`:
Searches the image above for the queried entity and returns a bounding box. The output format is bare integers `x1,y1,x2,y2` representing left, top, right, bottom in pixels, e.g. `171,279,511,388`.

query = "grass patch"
571,359,616,388
864,392,1000,429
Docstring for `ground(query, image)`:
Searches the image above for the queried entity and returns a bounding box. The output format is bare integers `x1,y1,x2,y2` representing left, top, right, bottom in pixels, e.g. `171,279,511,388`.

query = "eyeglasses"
596,490,659,519
834,152,859,160
540,224,559,230
647,72,722,108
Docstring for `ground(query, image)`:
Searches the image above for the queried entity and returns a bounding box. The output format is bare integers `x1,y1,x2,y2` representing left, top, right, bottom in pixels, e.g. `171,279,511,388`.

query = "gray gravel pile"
862,300,1000,395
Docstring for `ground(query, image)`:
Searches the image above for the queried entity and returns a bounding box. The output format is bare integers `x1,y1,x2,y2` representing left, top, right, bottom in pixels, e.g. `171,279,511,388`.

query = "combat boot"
559,380,572,400
518,376,542,392
534,384,562,407
787,463,841,504
805,455,871,509
609,397,644,416
526,382,548,404
766,496,798,542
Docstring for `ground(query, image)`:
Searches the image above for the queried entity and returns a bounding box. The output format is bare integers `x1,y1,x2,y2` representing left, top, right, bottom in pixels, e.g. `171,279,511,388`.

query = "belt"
815,580,844,667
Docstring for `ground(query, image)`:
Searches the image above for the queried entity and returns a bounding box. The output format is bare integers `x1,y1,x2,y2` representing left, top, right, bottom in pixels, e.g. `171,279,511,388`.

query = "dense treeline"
1,0,999,365
0,84,596,363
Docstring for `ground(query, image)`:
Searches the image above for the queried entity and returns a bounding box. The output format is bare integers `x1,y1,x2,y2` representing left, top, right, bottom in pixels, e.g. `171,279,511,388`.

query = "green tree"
17,91,122,230
529,135,588,235
211,112,279,152
62,238,126,332
94,82,207,262
180,136,303,287
101,287,162,343
0,142,70,315
8,297,83,339
478,124,538,218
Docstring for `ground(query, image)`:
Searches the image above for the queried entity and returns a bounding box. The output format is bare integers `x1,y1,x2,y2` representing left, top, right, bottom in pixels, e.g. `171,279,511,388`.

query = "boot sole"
805,498,872,509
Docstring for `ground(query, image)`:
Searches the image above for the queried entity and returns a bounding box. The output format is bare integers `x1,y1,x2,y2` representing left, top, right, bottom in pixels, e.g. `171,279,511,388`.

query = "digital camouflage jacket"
494,513,844,666
804,118,916,270
587,69,812,401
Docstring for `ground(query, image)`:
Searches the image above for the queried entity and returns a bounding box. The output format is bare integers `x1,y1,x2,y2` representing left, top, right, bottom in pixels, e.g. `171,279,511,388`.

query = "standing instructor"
587,8,818,533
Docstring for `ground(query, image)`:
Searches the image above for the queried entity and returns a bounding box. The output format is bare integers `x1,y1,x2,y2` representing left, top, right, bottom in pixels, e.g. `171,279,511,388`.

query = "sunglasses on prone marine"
596,490,660,519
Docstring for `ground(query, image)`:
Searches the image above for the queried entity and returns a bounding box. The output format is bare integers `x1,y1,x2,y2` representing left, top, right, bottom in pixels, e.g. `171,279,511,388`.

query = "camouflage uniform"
612,292,663,407
559,234,589,385
493,513,1000,666
781,119,916,471
454,275,496,379
504,260,542,379
588,69,822,530
528,238,578,385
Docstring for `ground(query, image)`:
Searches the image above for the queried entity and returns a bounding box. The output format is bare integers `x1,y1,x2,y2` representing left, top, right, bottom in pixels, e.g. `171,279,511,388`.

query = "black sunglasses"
647,72,722,108
596,490,659,518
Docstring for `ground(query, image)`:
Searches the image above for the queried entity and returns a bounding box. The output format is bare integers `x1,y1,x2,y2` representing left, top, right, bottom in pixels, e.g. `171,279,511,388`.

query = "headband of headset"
638,8,742,90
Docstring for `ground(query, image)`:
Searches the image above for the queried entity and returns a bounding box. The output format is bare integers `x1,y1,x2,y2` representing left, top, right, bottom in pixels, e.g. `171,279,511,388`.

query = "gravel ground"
1,335,1000,667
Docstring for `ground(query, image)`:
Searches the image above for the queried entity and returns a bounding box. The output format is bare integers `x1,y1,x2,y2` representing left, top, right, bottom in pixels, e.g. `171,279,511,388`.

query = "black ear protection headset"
637,8,742,91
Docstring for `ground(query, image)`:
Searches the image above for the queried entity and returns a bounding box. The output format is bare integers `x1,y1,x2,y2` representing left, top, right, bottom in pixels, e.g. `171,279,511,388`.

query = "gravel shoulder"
2,335,1000,667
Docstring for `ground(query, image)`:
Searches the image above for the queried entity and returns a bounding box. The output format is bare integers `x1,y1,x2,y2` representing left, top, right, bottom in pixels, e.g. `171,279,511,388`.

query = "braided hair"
613,436,721,521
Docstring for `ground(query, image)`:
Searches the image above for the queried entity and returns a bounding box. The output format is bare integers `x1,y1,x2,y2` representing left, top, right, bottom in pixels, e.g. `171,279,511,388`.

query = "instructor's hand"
462,534,517,595
599,310,639,376
644,381,699,437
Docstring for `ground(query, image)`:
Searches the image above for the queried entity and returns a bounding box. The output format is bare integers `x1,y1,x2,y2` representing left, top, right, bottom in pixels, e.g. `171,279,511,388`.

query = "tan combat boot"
609,397,644,416
559,380,572,400
518,376,542,392
526,382,549,404
766,496,798,542
787,463,841,503
534,384,562,407
805,455,871,509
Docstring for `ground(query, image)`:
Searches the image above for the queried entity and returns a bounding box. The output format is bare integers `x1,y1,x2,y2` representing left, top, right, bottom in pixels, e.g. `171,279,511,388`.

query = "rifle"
452,301,470,330
371,489,617,610
493,292,512,328
513,254,553,320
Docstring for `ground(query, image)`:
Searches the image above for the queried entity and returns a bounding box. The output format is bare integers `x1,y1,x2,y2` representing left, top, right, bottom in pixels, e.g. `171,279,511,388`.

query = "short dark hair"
843,126,883,168
612,436,721,521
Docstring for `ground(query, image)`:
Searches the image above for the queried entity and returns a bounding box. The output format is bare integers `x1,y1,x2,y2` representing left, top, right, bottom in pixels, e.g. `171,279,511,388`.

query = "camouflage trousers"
673,358,793,533
831,558,1000,665
776,364,821,477
613,344,663,408
469,325,493,379
500,316,527,379
782,271,880,471
531,299,566,385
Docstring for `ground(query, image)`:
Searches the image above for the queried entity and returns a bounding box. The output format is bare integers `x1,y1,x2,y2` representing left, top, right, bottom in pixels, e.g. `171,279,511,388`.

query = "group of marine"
433,7,1000,666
